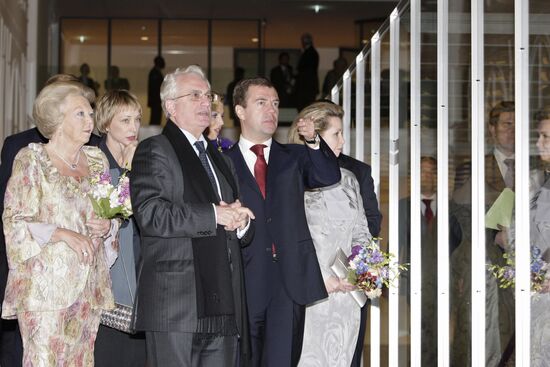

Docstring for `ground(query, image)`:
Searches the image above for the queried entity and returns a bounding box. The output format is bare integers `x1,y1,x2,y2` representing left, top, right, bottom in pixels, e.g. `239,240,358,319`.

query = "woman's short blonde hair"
95,90,142,134
32,81,95,139
288,101,344,144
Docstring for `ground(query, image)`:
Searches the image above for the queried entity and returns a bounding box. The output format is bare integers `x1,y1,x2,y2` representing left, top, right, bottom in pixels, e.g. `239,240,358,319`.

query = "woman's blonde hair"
288,101,344,144
95,89,142,134
32,81,95,139
211,92,224,113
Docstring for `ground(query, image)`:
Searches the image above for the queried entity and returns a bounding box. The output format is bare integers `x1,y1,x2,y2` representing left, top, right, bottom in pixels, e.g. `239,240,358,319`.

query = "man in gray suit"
130,65,255,367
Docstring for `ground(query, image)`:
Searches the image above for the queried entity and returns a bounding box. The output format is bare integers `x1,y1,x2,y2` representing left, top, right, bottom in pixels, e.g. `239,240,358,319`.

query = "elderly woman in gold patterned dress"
1,81,118,366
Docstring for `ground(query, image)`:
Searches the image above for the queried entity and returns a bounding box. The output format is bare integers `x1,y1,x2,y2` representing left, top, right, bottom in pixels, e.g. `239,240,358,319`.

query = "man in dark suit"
294,33,319,110
130,65,254,367
225,77,341,366
451,101,515,366
0,74,99,367
270,52,294,108
338,153,382,366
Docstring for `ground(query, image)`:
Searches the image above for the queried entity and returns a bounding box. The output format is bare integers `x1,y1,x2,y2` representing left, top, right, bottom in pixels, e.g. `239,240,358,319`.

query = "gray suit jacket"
130,131,251,335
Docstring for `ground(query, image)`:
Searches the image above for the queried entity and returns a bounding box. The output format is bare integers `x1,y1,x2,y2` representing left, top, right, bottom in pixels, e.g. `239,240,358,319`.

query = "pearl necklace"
53,147,81,170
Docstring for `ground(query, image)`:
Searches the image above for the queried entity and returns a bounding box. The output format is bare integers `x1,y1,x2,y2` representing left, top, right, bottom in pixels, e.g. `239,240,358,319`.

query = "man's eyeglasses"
172,91,214,102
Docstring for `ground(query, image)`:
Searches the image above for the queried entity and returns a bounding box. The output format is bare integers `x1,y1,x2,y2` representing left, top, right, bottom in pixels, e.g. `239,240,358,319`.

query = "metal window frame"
514,0,530,365
370,29,381,367
437,0,450,365
471,0,486,365
388,8,400,367
343,70,352,155
409,0,421,365
355,52,365,160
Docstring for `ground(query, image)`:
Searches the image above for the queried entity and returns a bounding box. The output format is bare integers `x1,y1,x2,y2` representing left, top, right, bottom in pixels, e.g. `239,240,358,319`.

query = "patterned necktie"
422,199,434,223
194,141,218,195
504,158,515,190
250,144,268,198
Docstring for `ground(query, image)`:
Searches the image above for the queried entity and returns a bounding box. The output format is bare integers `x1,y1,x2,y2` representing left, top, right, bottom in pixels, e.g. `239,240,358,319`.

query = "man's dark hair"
233,77,275,108
489,101,514,126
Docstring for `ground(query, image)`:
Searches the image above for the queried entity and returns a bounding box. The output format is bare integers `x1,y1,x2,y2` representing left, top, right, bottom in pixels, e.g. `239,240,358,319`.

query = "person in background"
270,52,294,108
93,90,146,367
294,33,319,111
78,63,100,97
451,100,516,367
206,92,233,152
2,81,118,366
0,73,100,367
147,56,165,125
322,57,348,97
104,66,130,91
288,101,371,366
225,77,341,366
494,107,550,366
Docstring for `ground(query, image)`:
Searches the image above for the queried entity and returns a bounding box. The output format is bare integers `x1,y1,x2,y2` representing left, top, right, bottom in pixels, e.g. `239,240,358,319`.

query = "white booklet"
330,247,368,307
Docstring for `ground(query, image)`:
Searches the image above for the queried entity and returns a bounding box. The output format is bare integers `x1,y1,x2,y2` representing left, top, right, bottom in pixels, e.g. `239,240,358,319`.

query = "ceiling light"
251,37,259,43
141,36,149,41
314,4,321,13
79,35,85,43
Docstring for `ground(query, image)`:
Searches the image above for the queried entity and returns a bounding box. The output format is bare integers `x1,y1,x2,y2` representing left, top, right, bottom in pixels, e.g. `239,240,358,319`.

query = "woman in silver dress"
288,101,372,366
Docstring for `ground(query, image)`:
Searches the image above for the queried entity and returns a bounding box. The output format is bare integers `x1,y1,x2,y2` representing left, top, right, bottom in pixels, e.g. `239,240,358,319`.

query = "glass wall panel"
529,2,550,366
447,0,473,365
397,8,412,367
211,20,259,99
163,20,208,72
111,19,158,124
483,3,515,367
60,19,108,97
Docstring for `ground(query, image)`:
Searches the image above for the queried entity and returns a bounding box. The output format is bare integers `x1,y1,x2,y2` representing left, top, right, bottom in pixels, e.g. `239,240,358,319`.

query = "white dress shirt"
238,135,273,176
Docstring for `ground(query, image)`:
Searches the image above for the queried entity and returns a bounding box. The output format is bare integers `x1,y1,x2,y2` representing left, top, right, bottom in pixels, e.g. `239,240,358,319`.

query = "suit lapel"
206,137,237,202
162,121,218,203
228,144,263,198
486,155,506,192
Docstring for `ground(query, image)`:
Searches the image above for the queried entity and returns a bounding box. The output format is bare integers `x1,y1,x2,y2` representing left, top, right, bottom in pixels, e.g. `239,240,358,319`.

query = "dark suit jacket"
338,154,382,237
130,127,252,341
0,128,100,307
225,139,340,307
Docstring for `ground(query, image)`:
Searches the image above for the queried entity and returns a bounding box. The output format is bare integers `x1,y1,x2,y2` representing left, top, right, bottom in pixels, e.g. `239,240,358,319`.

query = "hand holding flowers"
346,237,407,299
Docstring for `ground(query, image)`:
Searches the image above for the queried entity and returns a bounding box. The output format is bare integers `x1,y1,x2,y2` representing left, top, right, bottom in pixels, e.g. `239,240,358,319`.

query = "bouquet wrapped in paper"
488,245,549,293
88,171,132,220
346,237,407,299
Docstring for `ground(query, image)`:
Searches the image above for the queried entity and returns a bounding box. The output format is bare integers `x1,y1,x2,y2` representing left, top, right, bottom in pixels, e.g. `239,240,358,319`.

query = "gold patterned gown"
2,143,116,367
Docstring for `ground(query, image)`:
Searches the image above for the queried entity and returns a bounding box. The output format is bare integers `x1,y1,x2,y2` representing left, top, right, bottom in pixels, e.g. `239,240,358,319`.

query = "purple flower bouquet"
347,237,407,299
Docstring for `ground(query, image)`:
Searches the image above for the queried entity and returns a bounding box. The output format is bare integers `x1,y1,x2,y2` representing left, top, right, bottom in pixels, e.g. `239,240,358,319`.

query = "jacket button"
266,217,272,223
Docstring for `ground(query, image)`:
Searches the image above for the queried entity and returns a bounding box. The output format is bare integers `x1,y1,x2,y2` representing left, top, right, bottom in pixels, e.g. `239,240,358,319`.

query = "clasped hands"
215,199,255,231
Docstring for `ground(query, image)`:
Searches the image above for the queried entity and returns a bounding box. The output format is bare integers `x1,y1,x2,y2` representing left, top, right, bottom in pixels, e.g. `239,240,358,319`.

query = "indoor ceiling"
54,0,399,48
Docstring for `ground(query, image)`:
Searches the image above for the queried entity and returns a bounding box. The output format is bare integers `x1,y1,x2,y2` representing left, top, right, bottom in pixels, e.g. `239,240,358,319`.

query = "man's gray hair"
160,65,211,118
